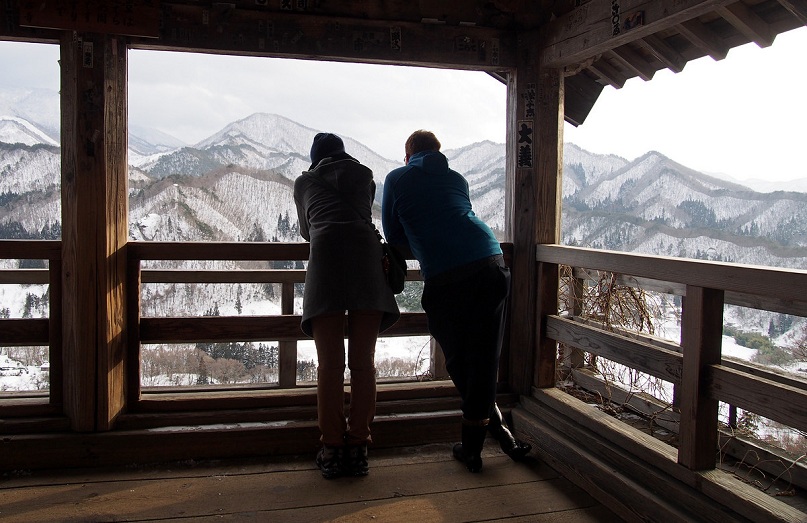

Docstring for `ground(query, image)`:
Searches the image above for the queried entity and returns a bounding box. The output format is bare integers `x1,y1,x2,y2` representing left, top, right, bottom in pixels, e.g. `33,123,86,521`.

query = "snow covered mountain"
0,86,59,141
4,105,807,345
0,116,58,147
134,113,401,189
562,150,807,267
3,110,807,273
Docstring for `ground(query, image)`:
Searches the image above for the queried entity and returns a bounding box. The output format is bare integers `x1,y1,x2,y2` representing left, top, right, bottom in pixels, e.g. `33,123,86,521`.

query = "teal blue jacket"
381,150,501,280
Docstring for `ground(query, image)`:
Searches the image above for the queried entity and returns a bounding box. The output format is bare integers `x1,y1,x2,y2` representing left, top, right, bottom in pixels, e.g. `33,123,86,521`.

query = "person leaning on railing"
294,133,400,479
381,129,531,473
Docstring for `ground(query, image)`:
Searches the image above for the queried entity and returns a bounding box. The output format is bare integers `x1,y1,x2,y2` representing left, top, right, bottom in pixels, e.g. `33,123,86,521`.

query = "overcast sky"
1,26,804,181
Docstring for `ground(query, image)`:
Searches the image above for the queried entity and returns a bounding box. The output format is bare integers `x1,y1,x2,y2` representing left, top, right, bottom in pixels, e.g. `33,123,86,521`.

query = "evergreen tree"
196,355,210,385
247,222,266,242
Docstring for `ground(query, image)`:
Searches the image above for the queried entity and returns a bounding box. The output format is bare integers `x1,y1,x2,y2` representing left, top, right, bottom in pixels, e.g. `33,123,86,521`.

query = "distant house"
0,355,28,376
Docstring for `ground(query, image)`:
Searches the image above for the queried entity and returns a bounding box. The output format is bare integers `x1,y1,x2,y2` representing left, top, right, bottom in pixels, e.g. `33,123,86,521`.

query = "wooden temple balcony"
2,1,807,521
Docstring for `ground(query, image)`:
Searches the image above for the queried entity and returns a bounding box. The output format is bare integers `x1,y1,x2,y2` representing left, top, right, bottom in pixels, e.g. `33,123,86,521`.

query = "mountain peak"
0,115,58,146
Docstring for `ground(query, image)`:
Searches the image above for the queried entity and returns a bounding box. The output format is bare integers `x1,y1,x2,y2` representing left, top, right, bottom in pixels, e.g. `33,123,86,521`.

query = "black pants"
422,258,511,421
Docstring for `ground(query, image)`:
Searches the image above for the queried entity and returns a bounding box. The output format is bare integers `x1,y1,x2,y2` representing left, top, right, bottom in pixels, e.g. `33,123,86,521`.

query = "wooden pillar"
60,33,129,431
678,285,723,470
506,32,564,394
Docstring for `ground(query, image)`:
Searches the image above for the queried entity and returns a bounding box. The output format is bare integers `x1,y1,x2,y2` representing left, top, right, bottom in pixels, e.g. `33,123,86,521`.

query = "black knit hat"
310,133,345,166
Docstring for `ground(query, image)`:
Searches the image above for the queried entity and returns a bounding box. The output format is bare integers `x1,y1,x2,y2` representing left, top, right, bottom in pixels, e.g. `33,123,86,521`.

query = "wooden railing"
0,240,62,415
126,241,433,408
536,244,807,473
2,241,521,430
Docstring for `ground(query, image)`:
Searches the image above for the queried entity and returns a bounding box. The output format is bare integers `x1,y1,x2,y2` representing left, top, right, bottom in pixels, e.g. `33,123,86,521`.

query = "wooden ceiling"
551,0,807,125
1,0,805,126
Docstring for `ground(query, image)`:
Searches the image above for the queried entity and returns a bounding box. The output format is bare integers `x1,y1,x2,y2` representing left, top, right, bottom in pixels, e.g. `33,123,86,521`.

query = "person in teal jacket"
382,130,531,473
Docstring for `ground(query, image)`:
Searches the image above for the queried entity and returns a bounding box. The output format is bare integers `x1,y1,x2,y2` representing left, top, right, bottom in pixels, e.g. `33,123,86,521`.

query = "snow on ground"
298,335,433,376
721,335,758,362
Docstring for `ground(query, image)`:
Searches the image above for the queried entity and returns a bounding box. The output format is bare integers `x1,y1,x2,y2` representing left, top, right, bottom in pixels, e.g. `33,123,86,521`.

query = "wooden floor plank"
0,443,622,523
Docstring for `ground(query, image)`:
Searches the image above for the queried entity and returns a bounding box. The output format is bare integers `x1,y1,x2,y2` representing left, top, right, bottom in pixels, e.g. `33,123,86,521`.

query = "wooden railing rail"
536,244,807,471
0,240,62,410
538,245,807,303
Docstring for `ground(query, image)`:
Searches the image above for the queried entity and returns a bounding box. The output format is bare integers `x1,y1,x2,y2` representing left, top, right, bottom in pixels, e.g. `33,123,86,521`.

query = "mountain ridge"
2,108,806,271
3,108,807,341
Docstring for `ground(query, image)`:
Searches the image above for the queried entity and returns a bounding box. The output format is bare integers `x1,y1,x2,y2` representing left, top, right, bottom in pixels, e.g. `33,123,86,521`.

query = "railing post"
678,285,724,470
126,256,142,405
430,338,449,380
278,281,297,388
560,272,586,371
48,255,63,407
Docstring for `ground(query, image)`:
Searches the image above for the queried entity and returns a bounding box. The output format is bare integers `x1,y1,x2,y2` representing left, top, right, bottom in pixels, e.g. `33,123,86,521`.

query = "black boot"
488,404,532,461
452,418,488,473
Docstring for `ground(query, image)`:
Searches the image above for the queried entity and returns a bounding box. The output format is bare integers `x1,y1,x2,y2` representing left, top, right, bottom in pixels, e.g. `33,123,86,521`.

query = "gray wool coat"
293,156,400,337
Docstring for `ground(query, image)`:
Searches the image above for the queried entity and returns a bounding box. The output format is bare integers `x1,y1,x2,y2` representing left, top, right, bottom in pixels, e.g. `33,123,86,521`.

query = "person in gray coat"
294,133,400,479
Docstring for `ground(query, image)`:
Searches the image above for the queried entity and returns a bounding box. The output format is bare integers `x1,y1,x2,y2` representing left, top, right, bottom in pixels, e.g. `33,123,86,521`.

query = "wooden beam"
60,33,129,432
572,365,807,492
0,319,49,345
128,241,310,261
717,3,774,48
0,240,61,260
710,365,807,434
519,390,807,523
139,312,429,344
540,0,735,68
18,0,160,38
563,72,605,126
504,39,535,394
677,18,729,60
515,405,693,522
640,34,686,73
607,46,655,81
506,31,564,393
533,67,565,390
678,286,723,470
587,58,628,88
128,4,515,71
546,315,683,384
777,0,807,26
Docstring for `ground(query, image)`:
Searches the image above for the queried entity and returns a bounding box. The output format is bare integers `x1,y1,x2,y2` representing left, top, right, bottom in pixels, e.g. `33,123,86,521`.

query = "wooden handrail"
537,243,807,472
0,240,61,260
538,244,807,303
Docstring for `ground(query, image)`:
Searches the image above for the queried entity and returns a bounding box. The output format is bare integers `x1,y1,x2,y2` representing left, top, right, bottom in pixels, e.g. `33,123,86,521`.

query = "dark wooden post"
126,257,142,405
279,281,297,388
506,32,564,394
60,33,129,431
678,285,723,469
